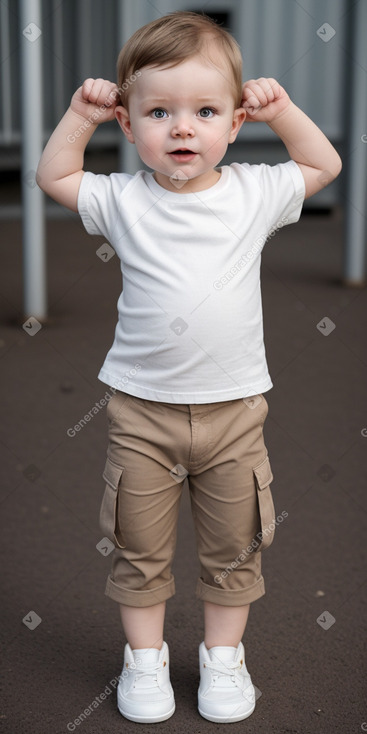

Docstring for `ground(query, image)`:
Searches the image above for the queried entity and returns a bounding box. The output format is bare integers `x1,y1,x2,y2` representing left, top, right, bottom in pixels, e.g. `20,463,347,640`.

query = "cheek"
135,124,163,153
205,127,229,155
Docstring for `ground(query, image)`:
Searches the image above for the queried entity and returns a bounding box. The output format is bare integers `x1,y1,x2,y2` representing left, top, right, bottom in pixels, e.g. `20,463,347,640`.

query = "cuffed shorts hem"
195,575,265,606
104,574,176,607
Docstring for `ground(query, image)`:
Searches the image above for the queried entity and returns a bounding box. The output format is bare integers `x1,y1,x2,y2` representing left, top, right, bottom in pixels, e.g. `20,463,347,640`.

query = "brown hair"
116,11,243,109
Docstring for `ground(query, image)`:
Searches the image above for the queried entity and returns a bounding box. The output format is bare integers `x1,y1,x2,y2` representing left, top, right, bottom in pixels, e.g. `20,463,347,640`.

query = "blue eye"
199,107,215,118
152,108,168,119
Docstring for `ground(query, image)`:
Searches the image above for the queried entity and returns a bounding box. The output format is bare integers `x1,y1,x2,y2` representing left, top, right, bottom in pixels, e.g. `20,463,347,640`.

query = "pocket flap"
102,457,124,491
253,454,273,491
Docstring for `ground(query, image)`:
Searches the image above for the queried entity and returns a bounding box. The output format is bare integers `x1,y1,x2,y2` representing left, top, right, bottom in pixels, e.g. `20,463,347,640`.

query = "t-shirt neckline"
143,165,230,201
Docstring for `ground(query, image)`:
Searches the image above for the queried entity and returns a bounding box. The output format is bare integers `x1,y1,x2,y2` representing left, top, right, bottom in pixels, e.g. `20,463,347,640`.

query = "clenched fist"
242,77,290,122
70,78,120,123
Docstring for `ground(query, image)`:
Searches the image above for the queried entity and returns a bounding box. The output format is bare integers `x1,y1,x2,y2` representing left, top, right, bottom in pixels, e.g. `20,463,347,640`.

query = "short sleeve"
242,159,305,232
77,171,133,239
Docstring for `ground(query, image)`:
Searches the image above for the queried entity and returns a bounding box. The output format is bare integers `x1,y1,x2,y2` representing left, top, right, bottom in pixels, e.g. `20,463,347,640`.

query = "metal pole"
344,0,367,286
20,0,46,320
117,0,143,175
1,1,12,144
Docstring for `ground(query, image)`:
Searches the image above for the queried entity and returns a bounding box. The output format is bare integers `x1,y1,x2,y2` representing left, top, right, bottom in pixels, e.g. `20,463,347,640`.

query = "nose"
171,114,194,138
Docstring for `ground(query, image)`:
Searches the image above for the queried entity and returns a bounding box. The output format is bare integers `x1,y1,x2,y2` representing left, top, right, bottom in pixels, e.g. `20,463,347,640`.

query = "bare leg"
204,602,250,649
119,601,166,650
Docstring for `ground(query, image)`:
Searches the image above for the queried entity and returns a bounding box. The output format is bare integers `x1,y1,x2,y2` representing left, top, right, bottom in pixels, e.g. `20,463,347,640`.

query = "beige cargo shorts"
100,391,276,607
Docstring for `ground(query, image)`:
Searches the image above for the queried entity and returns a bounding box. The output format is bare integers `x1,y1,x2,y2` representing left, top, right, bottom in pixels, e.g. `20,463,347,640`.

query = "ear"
228,107,246,144
115,105,135,144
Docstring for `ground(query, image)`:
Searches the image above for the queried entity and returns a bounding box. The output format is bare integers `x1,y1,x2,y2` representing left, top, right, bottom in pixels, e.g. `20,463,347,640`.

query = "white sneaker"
117,641,175,723
198,641,256,723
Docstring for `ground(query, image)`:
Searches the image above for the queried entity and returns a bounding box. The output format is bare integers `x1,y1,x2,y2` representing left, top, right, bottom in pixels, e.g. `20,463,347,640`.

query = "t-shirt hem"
77,171,102,235
97,370,273,404
282,160,305,224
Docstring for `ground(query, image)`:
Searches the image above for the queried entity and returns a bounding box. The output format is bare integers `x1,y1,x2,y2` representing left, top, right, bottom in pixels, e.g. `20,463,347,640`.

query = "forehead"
132,54,235,101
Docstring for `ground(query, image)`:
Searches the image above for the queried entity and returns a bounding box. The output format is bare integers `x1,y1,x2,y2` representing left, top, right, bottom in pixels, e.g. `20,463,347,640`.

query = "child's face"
116,54,246,192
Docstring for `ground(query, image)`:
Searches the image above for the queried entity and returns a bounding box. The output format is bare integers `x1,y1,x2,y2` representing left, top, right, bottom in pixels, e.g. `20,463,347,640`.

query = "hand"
241,77,290,122
70,78,120,124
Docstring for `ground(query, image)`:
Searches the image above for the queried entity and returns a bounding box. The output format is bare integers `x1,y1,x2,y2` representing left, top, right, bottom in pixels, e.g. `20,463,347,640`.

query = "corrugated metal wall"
1,0,347,204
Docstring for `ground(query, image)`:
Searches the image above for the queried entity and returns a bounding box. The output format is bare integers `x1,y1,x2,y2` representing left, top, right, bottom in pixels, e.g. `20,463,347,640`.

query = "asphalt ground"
1,205,367,734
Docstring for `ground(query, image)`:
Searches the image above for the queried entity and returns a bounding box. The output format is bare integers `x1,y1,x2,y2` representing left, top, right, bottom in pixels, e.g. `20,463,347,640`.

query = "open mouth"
171,149,195,154
169,149,197,160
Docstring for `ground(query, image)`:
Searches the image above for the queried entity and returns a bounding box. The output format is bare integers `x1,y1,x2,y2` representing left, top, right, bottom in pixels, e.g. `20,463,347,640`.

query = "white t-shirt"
78,160,305,403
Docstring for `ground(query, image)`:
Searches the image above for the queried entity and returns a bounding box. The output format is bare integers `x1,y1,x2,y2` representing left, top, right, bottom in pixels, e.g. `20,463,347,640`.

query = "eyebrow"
142,96,223,103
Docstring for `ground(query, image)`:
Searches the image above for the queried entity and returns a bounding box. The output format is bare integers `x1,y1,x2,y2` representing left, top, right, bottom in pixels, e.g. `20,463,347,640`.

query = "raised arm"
242,77,342,199
37,78,119,212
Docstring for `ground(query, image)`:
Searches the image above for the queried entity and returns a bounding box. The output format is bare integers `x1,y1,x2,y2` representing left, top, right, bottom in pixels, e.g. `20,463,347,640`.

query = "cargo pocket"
253,453,276,552
99,456,126,549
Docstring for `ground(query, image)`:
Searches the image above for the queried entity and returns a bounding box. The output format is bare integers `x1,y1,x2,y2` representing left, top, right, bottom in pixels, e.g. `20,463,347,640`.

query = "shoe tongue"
132,647,160,664
209,645,237,662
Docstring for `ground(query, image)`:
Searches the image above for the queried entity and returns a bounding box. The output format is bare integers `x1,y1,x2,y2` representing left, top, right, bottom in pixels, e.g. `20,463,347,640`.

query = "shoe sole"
118,703,176,723
198,702,255,723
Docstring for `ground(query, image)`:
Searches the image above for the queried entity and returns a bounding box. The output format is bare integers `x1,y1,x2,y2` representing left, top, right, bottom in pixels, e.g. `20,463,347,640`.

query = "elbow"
35,163,54,197
331,151,342,182
319,154,342,188
333,153,342,179
35,164,46,192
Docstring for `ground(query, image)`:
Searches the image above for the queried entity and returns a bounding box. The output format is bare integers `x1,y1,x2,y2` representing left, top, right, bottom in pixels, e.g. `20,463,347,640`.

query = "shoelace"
204,659,241,682
133,661,163,686
204,658,255,704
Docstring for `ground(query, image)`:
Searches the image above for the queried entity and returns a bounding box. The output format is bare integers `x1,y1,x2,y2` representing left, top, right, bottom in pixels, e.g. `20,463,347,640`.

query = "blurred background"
1,0,366,322
1,2,366,733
